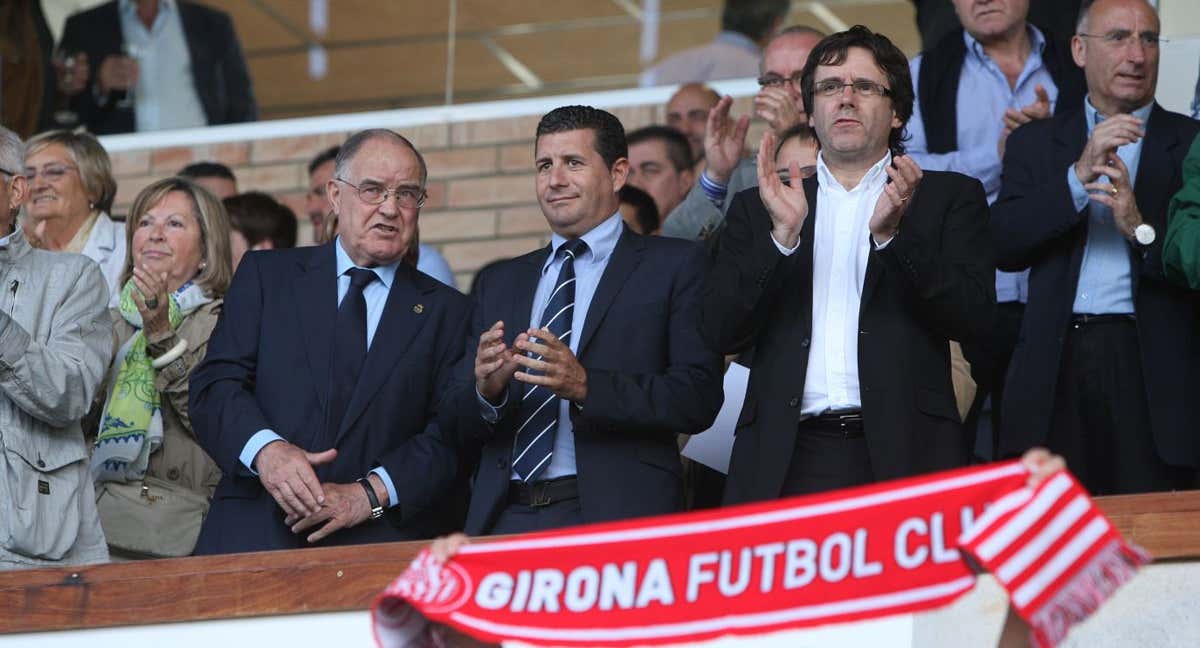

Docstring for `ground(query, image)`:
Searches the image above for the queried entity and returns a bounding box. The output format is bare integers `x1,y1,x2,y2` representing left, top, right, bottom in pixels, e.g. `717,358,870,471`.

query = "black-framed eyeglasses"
758,71,805,89
1077,31,1164,48
814,79,892,98
335,177,426,208
0,166,21,180
23,163,78,182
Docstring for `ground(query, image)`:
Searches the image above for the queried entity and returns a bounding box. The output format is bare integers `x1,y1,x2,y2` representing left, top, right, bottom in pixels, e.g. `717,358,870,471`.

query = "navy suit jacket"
189,244,470,553
992,104,1200,467
450,227,724,535
59,0,257,134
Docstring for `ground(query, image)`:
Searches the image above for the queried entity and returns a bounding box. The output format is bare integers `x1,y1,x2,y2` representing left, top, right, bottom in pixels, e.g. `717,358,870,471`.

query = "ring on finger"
145,296,159,309
1110,186,1119,196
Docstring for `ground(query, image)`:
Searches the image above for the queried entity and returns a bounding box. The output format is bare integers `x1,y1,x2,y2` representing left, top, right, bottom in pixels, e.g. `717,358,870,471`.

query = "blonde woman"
90,177,232,559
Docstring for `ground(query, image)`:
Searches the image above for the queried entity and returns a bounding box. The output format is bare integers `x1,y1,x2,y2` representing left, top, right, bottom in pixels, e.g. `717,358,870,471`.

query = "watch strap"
357,478,384,519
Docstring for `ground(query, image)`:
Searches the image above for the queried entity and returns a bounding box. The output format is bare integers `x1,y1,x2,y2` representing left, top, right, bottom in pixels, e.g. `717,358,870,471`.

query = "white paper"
682,362,749,474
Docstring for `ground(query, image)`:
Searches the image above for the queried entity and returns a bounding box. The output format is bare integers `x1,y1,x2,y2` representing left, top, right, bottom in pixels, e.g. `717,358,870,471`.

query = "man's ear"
326,179,341,216
1071,35,1086,68
8,175,27,210
610,157,630,192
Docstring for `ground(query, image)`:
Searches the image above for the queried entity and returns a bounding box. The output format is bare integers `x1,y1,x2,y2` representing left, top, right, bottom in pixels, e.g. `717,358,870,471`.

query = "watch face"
1135,224,1155,246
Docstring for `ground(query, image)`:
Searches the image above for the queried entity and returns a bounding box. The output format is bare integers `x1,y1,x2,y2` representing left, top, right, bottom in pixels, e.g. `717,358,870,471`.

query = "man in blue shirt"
907,0,1085,458
992,0,1200,495
453,106,723,535
190,129,472,553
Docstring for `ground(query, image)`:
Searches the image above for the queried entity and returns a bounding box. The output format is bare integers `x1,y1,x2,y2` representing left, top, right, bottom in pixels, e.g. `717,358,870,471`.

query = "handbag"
94,475,210,558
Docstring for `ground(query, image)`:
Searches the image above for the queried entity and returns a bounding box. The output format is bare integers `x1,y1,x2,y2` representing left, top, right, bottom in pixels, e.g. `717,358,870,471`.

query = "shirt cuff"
477,386,508,423
699,170,729,206
771,231,801,256
240,429,284,475
1066,165,1090,212
872,233,896,249
369,467,399,509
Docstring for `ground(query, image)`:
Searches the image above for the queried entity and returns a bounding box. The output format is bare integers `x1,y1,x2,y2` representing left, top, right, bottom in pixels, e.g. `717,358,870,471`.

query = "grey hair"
0,126,22,175
333,129,428,188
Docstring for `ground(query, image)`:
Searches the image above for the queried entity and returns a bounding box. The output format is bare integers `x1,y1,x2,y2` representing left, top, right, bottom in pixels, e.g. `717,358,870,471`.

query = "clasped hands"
255,440,387,543
475,320,587,406
1074,114,1146,240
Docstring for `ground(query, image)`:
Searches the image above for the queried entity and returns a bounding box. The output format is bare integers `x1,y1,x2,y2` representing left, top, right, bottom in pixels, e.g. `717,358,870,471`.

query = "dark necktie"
511,239,587,483
328,267,377,438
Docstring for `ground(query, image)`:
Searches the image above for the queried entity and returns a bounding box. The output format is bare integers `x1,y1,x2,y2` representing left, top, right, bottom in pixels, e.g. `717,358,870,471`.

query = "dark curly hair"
535,105,628,169
799,25,914,155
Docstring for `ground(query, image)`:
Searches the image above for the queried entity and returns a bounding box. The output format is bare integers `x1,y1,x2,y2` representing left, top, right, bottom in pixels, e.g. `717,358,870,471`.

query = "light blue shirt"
416,243,457,290
908,26,1058,303
478,213,624,481
239,237,404,507
118,0,207,131
1066,99,1153,315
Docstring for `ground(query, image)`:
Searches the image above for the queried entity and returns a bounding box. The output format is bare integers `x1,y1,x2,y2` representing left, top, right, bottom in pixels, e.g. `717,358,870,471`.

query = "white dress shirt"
118,0,207,131
773,152,892,416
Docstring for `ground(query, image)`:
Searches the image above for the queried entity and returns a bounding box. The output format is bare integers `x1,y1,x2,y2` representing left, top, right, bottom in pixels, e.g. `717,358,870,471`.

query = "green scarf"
91,280,209,483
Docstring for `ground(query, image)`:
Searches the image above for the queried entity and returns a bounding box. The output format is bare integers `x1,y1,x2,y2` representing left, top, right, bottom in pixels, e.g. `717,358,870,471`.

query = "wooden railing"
1,490,1197,635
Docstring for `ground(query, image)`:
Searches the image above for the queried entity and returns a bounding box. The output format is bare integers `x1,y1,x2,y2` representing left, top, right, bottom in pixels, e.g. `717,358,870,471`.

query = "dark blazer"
706,171,995,505
992,104,1200,468
59,0,257,134
451,227,724,535
189,244,470,553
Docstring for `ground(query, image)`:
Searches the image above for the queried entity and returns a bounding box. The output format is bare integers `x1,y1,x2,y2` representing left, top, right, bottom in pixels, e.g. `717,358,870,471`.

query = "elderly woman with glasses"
0,125,112,571
22,129,125,305
88,177,232,559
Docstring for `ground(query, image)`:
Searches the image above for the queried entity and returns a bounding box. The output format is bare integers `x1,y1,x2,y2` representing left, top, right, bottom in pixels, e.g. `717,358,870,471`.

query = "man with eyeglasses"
662,26,825,241
992,0,1200,495
190,129,473,553
706,26,994,501
906,0,1086,462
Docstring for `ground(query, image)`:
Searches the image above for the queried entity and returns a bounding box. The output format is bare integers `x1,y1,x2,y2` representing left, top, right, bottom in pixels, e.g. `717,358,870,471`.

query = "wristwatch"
1134,223,1156,246
357,478,384,520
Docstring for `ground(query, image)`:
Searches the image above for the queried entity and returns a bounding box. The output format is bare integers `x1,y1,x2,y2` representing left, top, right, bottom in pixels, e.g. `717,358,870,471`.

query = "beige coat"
96,300,224,504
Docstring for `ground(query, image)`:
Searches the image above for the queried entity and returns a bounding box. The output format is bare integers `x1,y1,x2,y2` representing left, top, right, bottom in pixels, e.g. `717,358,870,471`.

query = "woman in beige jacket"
90,176,232,559
0,126,112,571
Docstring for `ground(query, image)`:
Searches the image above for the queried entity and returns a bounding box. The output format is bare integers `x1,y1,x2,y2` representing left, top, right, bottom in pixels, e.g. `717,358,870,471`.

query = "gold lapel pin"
413,304,424,314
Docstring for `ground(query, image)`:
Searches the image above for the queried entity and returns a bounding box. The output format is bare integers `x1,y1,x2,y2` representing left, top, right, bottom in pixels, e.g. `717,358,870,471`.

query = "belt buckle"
531,482,554,508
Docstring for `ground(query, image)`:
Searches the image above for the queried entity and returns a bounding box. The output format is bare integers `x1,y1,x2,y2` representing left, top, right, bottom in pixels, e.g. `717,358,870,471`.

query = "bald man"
661,26,825,241
666,83,720,177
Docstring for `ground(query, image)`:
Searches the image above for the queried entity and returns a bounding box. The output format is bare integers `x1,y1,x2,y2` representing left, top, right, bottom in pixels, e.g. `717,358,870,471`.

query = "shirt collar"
544,212,623,275
120,0,175,16
815,151,893,194
1084,95,1155,131
715,30,761,55
335,236,399,290
963,23,1046,63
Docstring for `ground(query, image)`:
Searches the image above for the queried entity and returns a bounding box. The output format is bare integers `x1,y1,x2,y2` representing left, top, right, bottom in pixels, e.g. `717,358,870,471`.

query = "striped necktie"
511,239,587,483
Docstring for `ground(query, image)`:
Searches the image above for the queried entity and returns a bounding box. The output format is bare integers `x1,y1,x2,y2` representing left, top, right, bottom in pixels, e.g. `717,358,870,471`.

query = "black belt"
508,476,579,507
798,410,864,436
1071,313,1134,326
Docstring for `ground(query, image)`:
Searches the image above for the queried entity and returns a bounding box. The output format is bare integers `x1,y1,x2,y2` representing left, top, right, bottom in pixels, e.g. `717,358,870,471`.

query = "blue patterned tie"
511,239,587,483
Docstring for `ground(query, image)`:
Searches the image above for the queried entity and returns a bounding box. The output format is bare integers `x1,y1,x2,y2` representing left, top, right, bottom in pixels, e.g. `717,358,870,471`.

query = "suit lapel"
795,178,818,338
294,244,338,415
576,229,644,358
1129,104,1181,296
509,249,548,341
336,265,433,443
1055,108,1091,288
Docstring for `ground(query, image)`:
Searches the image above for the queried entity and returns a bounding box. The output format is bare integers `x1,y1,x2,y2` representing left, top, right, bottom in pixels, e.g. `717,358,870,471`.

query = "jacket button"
859,329,868,335
36,459,45,468
167,468,180,481
800,338,810,348
788,397,799,407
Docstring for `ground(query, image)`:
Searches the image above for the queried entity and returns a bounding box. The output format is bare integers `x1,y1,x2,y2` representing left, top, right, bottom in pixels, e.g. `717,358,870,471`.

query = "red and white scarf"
373,461,1147,647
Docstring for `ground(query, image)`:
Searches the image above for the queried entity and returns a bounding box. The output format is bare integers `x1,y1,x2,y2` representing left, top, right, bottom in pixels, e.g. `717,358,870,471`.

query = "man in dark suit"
707,26,994,504
454,106,723,536
56,0,256,134
189,129,470,553
992,0,1199,495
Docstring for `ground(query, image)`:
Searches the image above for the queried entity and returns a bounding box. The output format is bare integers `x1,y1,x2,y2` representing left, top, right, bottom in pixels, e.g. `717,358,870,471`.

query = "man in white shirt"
705,26,995,501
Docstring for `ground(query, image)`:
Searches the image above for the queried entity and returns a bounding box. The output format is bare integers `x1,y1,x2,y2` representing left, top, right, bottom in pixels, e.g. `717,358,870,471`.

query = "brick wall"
106,98,759,290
